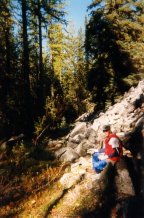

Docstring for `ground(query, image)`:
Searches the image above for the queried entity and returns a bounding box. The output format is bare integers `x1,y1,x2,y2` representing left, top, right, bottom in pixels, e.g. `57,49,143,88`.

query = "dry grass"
0,143,68,218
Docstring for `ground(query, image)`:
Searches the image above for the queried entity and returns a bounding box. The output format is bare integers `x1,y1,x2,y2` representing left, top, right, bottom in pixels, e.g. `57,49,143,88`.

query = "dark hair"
102,125,110,132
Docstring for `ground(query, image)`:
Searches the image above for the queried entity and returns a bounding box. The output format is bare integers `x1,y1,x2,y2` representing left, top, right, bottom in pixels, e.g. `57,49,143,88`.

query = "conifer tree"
20,0,34,134
48,23,64,82
0,0,20,136
86,0,144,109
61,26,88,121
0,0,13,109
29,0,66,115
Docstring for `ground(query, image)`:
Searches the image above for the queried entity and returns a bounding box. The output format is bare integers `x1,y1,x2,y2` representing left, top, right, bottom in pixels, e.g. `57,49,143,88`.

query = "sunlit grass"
0,141,67,217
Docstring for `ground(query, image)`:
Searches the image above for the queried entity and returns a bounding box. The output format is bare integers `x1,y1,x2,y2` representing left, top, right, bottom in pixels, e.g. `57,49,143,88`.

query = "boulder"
87,127,97,144
115,158,135,198
60,172,84,189
54,147,67,158
59,147,79,162
67,141,78,149
69,134,85,144
70,123,87,138
75,140,88,156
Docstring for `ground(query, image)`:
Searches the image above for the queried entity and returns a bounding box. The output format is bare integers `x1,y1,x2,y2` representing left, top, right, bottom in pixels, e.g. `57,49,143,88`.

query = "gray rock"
69,134,85,144
54,147,67,158
67,141,78,149
135,116,144,127
75,140,88,156
115,159,135,197
70,123,87,138
87,128,97,144
60,148,79,162
59,172,84,189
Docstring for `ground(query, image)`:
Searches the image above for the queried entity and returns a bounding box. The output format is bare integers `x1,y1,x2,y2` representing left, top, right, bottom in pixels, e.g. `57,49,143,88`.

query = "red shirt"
104,133,122,162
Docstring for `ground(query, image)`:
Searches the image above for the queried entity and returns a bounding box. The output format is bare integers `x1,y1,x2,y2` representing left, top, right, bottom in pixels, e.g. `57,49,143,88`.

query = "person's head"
102,125,111,136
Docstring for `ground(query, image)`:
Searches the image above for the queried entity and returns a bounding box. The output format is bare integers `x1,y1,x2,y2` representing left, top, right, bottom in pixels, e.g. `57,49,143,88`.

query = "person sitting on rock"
92,125,123,173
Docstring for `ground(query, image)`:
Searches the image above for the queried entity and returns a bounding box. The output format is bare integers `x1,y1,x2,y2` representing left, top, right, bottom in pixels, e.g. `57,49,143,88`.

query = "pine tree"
20,0,34,135
0,0,20,137
74,28,88,113
61,26,88,121
86,0,144,109
0,0,13,108
29,0,66,115
48,23,64,82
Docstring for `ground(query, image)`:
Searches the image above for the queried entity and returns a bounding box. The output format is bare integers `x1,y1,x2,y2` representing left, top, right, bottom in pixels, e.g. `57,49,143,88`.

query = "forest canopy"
0,0,143,139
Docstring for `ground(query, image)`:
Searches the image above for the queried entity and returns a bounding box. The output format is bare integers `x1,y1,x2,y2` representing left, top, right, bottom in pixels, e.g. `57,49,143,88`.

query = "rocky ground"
0,80,144,218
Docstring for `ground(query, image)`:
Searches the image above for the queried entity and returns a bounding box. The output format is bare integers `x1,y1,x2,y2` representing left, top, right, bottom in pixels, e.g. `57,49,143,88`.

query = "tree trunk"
21,0,34,135
37,0,44,114
0,7,12,136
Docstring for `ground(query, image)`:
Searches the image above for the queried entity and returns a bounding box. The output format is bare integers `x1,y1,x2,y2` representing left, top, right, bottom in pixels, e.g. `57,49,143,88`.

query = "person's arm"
107,147,119,158
99,148,119,160
108,137,120,158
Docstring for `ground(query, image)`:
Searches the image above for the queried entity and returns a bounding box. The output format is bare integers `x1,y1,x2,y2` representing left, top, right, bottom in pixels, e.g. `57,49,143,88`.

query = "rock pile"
54,80,144,162
43,80,144,218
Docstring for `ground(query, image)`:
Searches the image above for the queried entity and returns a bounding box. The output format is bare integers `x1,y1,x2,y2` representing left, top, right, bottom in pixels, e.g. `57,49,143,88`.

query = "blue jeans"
92,152,107,173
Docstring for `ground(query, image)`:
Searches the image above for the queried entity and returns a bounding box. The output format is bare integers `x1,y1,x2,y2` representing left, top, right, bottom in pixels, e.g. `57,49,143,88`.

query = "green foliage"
0,0,25,137
34,82,65,137
45,96,58,123
34,116,46,137
86,0,144,110
0,0,68,138
0,0,91,139
2,0,143,139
